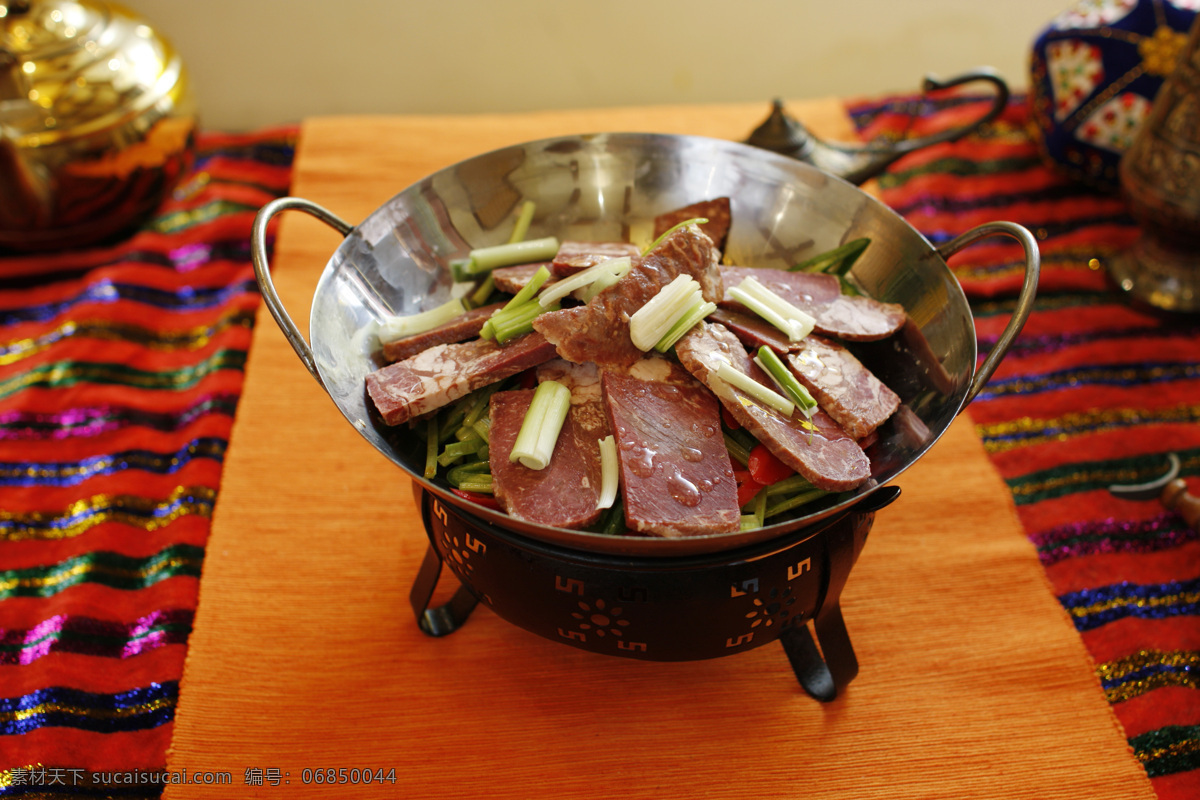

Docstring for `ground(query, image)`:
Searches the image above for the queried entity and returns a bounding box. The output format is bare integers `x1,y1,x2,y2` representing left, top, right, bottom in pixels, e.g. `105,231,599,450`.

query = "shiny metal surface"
253,133,1040,557
745,69,1010,185
0,0,195,250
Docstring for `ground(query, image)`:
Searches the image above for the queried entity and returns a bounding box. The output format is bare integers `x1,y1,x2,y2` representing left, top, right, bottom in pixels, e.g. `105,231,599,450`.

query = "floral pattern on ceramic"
1030,0,1199,189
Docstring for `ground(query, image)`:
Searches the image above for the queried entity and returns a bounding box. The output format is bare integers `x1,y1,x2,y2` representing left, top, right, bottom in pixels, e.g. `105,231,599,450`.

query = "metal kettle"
0,0,195,252
745,69,1010,185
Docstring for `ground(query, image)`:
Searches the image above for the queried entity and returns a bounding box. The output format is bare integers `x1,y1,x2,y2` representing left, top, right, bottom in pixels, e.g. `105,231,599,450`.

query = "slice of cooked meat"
786,335,900,440
653,197,731,253
533,224,722,368
674,321,871,492
551,241,641,277
380,302,505,363
720,266,905,342
708,307,799,353
366,332,557,426
488,380,608,530
601,360,739,538
490,263,556,295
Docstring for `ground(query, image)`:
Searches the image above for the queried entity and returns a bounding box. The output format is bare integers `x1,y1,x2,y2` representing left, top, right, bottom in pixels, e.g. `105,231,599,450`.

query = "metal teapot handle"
746,68,1010,185
250,196,354,389
935,220,1041,409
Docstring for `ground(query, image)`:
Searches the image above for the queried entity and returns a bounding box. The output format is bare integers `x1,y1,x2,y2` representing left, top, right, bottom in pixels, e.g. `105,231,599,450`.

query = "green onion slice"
723,431,751,468
654,299,716,353
714,361,794,417
596,435,619,510
791,238,869,276
728,276,815,342
538,257,631,308
629,274,703,352
482,265,554,343
508,201,537,244
377,297,466,343
509,380,571,470
465,236,560,276
753,346,818,415
643,217,708,255
765,488,827,519
424,417,439,479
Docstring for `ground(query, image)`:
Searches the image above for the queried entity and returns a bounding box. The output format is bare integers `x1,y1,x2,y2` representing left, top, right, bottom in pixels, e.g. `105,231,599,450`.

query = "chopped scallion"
446,461,490,487
377,297,466,344
423,417,439,479
482,265,554,344
438,438,484,467
714,361,794,417
490,298,558,344
654,299,716,353
765,474,815,497
509,380,571,470
740,489,768,530
600,498,626,535
538,257,632,308
508,201,537,244
596,435,619,509
503,264,552,308
723,431,752,467
791,238,869,276
765,488,827,518
468,273,496,309
465,237,560,276
453,474,494,494
629,274,703,351
754,346,818,414
643,217,708,255
728,276,815,342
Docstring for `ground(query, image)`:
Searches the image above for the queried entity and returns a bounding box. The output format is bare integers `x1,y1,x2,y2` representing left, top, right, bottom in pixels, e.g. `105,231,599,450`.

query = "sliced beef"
708,306,800,353
366,332,557,426
488,367,609,529
551,241,641,277
674,321,871,492
491,263,555,295
654,197,731,253
380,302,505,363
602,360,739,538
533,224,722,368
720,266,906,342
786,335,900,440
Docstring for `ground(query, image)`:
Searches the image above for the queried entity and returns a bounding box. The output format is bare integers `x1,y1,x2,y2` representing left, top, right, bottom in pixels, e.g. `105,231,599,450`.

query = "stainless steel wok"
251,133,1039,558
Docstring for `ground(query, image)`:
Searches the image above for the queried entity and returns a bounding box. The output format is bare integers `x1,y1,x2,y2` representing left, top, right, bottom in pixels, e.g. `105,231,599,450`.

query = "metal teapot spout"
746,69,1010,185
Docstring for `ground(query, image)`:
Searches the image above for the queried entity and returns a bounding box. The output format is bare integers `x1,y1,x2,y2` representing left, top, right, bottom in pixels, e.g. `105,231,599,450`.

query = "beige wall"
124,0,1071,131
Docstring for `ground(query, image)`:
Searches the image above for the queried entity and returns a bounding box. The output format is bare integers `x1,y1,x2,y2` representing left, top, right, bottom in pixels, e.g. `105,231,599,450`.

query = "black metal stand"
777,484,899,701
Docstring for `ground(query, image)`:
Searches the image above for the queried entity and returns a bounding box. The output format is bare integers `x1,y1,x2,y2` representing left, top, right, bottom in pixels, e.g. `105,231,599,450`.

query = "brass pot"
0,0,196,251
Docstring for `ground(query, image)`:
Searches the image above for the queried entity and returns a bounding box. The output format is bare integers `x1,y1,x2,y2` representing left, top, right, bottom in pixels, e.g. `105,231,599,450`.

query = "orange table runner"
164,102,1154,798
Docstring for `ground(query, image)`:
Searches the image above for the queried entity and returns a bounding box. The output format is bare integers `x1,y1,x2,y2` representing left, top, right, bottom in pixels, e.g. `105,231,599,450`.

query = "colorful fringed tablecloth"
0,128,297,796
848,93,1200,800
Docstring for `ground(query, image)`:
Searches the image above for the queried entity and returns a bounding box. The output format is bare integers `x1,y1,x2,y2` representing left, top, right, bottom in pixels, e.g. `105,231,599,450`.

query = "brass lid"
0,0,188,146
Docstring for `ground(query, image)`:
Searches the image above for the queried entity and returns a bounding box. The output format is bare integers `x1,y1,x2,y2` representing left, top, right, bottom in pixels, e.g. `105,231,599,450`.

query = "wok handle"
250,196,355,388
935,221,1040,408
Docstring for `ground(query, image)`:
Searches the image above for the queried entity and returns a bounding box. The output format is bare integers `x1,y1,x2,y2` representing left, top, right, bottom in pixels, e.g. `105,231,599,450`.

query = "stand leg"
409,544,479,636
779,486,898,700
779,604,858,702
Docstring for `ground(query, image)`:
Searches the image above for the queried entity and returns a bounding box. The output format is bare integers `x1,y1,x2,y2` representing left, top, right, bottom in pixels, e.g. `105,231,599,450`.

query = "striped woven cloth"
0,128,297,797
848,92,1200,800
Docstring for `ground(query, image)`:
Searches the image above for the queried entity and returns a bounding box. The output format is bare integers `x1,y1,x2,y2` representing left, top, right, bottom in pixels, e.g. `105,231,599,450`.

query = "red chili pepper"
721,404,741,430
450,488,501,510
737,478,765,508
747,443,793,486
